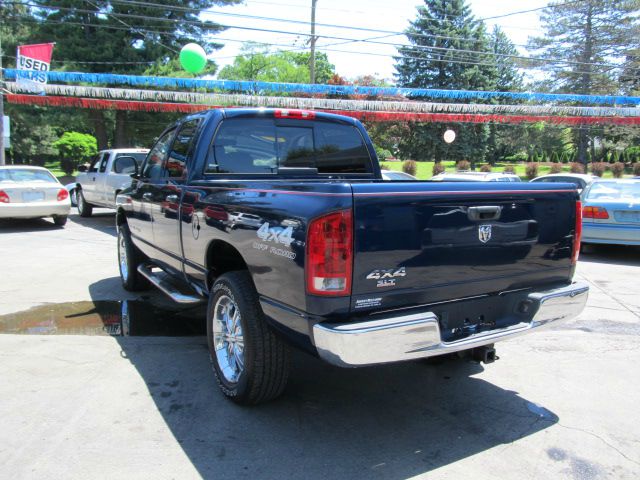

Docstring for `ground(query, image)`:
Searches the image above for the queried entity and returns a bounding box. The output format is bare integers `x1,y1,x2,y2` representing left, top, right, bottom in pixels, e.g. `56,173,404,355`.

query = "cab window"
165,119,201,178
143,129,175,180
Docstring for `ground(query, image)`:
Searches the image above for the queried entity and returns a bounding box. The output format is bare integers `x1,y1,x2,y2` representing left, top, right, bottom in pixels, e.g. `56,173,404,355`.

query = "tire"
69,189,77,207
207,271,290,405
77,189,93,217
118,223,150,291
53,215,68,227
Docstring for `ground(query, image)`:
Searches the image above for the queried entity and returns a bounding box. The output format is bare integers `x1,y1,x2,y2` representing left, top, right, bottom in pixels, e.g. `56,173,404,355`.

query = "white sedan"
0,166,71,226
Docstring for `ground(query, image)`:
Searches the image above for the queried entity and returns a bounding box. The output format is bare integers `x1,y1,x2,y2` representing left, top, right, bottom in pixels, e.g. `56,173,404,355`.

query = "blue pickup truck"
116,108,588,405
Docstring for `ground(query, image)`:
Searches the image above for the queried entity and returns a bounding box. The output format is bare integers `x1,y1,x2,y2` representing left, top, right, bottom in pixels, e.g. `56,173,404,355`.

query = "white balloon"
443,129,456,143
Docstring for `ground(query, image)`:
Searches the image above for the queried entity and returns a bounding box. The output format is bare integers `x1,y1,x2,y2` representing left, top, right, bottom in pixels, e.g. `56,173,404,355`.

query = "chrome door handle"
142,192,154,201
467,206,502,221
166,194,179,203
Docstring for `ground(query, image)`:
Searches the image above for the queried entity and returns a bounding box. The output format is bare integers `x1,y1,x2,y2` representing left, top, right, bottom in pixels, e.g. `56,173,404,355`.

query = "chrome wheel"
119,230,129,283
212,294,244,383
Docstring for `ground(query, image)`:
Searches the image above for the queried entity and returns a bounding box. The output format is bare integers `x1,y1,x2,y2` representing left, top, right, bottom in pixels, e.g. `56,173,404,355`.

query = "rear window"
205,118,371,175
586,182,640,200
0,169,57,183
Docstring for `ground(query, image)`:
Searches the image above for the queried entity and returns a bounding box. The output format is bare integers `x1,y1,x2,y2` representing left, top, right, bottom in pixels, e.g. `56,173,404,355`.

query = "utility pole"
0,35,5,166
309,0,318,84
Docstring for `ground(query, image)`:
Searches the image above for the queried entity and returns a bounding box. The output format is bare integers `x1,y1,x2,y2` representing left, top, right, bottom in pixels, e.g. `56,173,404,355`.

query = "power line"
3,15,630,79
15,1,627,71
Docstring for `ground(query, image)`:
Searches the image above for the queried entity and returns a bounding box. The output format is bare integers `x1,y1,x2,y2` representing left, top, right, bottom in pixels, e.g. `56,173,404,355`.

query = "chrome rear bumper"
313,282,589,367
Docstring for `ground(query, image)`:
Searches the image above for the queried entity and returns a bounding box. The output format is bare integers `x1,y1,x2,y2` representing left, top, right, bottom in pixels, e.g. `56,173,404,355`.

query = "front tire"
77,189,93,217
118,223,149,291
207,271,290,405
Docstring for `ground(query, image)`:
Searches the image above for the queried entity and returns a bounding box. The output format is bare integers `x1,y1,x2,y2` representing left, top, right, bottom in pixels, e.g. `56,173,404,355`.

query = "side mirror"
114,156,139,175
77,164,88,173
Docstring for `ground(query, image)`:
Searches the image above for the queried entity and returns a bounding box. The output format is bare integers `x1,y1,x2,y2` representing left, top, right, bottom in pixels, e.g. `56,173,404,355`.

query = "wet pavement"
0,300,206,336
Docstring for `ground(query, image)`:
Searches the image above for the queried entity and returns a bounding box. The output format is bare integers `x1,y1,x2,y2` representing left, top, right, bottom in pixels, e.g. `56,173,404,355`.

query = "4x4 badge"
479,224,492,243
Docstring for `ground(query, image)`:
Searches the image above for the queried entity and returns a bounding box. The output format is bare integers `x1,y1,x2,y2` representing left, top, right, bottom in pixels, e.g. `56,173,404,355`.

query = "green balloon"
180,43,207,73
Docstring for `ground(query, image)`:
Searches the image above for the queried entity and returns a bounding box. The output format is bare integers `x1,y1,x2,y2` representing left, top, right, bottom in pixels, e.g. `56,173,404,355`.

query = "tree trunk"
114,111,128,148
89,110,109,150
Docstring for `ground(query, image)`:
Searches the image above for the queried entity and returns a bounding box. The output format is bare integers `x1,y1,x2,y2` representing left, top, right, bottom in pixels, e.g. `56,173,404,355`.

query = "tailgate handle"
468,206,502,221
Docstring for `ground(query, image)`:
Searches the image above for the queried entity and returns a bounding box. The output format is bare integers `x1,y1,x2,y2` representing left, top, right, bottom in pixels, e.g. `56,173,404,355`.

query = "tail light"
0,190,9,203
572,201,582,265
582,205,609,219
57,189,69,202
306,209,353,296
274,109,316,120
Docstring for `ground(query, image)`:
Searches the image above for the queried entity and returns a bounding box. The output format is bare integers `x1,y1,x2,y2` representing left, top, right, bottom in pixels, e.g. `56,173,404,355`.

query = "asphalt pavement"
0,211,638,480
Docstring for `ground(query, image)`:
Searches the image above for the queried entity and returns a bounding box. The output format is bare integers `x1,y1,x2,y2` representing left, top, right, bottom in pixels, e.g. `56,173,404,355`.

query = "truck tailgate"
351,182,579,313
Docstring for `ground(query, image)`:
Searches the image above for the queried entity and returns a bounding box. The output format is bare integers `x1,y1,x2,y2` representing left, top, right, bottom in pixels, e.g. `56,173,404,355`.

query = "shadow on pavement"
580,244,640,267
0,217,63,231
0,281,559,479
69,211,118,236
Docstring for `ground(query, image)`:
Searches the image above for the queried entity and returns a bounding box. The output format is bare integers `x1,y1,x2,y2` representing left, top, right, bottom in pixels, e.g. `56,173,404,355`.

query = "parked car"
531,173,597,196
581,179,640,246
76,148,149,217
115,108,587,405
0,166,71,226
431,171,521,182
381,169,416,180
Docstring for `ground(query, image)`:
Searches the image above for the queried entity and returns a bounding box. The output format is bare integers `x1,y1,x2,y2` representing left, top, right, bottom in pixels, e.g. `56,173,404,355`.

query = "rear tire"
207,271,290,405
77,189,93,217
118,223,149,291
53,215,68,227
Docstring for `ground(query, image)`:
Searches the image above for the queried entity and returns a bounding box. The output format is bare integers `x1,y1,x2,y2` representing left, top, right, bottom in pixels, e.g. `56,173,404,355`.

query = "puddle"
0,301,206,336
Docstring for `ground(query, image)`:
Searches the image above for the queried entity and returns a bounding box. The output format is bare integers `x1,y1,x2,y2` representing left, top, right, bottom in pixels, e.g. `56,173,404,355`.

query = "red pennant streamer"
7,94,640,126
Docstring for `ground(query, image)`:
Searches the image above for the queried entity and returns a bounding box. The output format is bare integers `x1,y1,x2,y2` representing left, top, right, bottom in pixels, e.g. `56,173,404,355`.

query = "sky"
202,0,550,81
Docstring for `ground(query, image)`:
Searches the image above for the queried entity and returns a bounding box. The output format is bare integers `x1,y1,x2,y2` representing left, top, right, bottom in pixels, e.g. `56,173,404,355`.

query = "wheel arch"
205,239,250,291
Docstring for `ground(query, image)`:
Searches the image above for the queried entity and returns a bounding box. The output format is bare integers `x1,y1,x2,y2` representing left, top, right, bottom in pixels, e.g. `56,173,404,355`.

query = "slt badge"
478,224,492,243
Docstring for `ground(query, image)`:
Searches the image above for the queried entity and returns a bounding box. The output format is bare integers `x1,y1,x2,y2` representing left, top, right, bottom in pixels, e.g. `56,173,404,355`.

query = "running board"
137,264,205,305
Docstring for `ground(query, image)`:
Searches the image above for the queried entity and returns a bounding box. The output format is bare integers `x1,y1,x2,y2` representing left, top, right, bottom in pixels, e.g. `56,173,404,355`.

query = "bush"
525,162,538,180
503,165,516,174
375,145,392,162
53,131,98,175
402,160,417,176
611,162,625,178
379,163,389,170
504,152,528,162
456,160,471,171
570,162,585,173
432,162,445,176
590,162,607,177
550,163,563,174
634,163,640,176
479,164,492,172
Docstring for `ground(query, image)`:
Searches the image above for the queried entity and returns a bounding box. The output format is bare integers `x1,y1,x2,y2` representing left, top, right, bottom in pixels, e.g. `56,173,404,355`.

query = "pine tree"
527,0,638,164
394,0,499,164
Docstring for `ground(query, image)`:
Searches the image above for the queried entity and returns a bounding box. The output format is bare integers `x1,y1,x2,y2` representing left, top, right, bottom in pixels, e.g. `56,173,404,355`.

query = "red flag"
16,43,55,91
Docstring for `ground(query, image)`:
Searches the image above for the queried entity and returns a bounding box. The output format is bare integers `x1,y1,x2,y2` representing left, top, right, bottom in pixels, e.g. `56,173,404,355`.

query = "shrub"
590,162,607,177
402,160,417,176
375,145,392,162
611,162,625,178
570,162,585,173
503,165,516,174
379,163,389,170
53,131,98,175
432,162,445,176
550,163,563,174
479,164,492,172
634,163,640,176
525,162,538,180
456,160,471,171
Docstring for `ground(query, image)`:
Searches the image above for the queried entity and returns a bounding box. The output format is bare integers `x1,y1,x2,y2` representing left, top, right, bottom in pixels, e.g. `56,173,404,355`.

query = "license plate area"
434,291,533,342
22,191,45,202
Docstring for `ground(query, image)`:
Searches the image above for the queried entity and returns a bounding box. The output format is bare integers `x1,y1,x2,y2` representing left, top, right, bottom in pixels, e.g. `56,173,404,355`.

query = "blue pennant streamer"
5,69,640,106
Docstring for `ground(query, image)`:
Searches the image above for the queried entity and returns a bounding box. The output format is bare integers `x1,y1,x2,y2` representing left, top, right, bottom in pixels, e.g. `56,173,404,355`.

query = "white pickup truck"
76,149,149,217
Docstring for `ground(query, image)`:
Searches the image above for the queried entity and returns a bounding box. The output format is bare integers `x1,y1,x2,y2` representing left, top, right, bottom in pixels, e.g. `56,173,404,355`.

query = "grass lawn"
44,162,77,179
379,161,620,180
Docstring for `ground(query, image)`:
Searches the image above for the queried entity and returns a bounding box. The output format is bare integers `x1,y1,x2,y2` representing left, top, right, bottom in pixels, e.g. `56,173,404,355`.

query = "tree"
218,43,335,84
394,0,499,164
53,132,98,175
527,0,639,164
28,0,239,148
